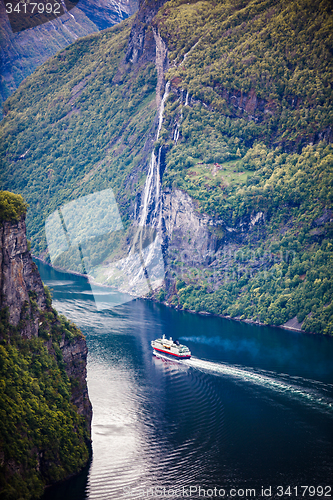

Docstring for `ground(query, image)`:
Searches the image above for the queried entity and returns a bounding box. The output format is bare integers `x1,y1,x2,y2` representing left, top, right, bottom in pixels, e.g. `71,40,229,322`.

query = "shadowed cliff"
0,191,92,499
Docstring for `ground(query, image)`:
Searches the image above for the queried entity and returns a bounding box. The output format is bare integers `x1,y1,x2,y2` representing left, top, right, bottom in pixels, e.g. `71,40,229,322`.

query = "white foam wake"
178,357,333,413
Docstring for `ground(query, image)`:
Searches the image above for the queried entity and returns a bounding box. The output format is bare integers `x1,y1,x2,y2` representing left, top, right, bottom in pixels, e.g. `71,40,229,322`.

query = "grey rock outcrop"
60,335,92,428
0,213,92,433
162,189,220,264
125,0,167,64
0,216,46,337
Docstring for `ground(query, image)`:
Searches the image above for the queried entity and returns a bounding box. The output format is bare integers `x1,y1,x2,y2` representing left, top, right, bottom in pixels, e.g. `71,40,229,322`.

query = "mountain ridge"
0,0,138,111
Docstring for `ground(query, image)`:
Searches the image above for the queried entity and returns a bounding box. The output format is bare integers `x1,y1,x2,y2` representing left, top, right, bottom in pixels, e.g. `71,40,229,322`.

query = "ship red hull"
152,347,191,359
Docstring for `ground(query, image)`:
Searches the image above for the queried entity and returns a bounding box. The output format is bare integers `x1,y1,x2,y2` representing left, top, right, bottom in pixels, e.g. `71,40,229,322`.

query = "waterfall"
95,80,171,300
113,81,170,296
78,35,203,304
76,35,201,304
82,75,171,303
138,81,170,228
172,89,187,145
173,123,180,144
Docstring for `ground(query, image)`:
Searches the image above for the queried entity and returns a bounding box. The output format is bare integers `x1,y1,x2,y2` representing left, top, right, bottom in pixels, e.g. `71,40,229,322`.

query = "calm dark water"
37,261,333,500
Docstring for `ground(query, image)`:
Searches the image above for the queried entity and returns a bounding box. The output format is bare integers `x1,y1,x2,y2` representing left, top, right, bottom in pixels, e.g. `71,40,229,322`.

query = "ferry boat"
151,334,191,359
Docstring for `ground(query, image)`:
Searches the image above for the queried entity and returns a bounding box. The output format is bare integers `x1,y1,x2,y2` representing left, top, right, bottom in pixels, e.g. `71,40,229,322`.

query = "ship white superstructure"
151,334,191,359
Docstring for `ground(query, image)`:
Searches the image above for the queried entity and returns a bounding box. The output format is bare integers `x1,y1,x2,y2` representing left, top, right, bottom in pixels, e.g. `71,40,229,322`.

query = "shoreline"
34,256,321,337
156,299,309,335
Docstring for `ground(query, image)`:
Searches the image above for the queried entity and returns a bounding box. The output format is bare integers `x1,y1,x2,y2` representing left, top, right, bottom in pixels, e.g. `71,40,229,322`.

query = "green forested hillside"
0,0,333,334
0,17,158,255
0,310,90,499
157,0,333,148
0,0,138,110
154,0,333,334
163,142,333,334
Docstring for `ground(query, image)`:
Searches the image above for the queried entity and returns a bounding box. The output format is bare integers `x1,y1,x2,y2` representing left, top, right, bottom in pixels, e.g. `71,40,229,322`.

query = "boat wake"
188,357,333,413
154,353,333,414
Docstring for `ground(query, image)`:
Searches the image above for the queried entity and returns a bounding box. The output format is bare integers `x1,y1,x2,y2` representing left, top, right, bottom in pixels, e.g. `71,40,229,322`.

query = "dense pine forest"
0,0,333,334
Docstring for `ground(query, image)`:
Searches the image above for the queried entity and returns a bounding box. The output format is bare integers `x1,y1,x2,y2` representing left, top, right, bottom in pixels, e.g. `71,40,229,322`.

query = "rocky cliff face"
0,217,46,336
78,0,137,30
0,214,92,425
60,334,92,428
125,0,167,64
162,189,220,262
0,213,92,496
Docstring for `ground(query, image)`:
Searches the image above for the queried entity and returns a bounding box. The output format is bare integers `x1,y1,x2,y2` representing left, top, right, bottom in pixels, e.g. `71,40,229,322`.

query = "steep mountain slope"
0,0,138,110
78,0,137,29
157,0,333,149
0,14,160,251
0,191,92,499
0,0,332,334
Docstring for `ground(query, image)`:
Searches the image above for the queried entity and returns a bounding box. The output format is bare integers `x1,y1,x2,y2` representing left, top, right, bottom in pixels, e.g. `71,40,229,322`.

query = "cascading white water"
138,81,170,228
114,80,170,295
173,126,180,144
93,82,170,300
172,90,187,144
86,81,170,302
86,38,200,299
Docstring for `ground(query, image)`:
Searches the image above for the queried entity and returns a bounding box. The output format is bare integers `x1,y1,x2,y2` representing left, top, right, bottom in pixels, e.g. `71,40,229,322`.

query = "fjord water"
37,261,333,500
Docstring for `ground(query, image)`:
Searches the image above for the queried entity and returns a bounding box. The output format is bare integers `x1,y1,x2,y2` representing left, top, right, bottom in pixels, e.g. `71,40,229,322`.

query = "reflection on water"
38,261,333,500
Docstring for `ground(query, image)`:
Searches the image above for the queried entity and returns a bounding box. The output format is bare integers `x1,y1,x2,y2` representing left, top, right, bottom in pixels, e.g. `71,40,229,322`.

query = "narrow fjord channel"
37,261,333,500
